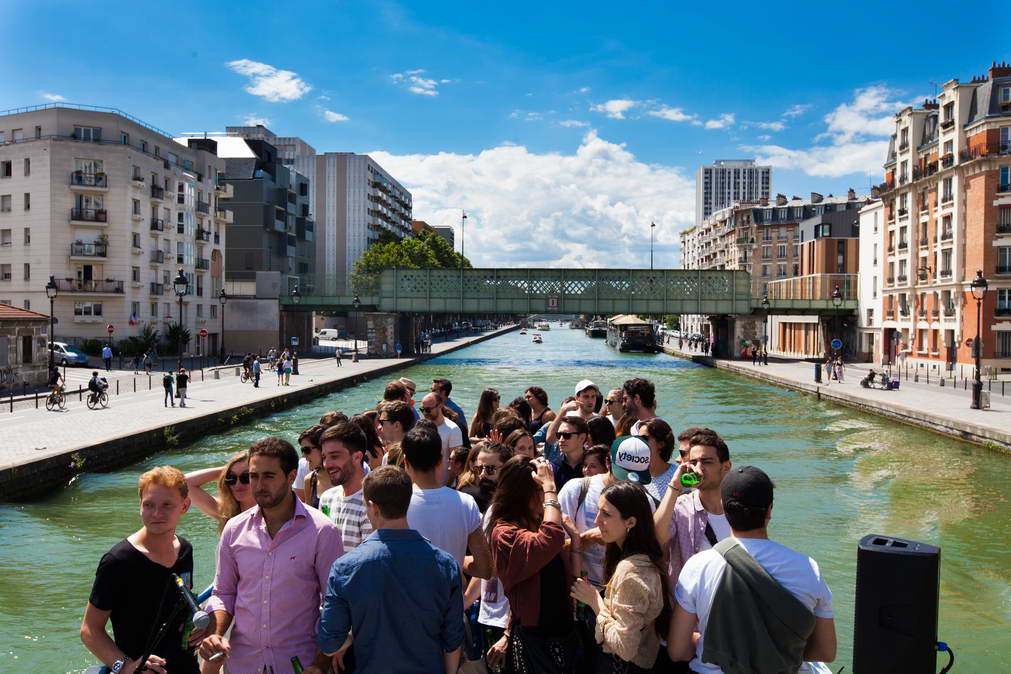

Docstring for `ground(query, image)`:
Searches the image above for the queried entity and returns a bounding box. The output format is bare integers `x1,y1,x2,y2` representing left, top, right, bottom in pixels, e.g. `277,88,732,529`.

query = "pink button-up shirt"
666,489,711,592
206,497,343,672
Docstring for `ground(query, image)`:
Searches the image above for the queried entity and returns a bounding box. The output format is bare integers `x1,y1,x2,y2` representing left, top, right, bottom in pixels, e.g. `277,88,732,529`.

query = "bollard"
214,369,220,380
235,367,240,376
149,374,152,390
201,369,204,382
133,378,136,393
9,391,12,413
940,378,945,387
35,391,39,408
116,380,120,396
79,385,83,401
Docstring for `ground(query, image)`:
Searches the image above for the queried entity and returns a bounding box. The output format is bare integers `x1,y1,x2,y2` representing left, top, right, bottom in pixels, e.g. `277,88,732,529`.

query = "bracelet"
544,499,561,509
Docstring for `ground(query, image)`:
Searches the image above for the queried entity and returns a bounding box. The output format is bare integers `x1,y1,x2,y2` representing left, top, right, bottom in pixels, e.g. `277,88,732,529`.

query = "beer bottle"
290,656,305,673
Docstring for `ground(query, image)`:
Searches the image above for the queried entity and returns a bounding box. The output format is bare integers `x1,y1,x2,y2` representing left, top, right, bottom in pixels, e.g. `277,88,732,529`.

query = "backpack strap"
575,477,591,517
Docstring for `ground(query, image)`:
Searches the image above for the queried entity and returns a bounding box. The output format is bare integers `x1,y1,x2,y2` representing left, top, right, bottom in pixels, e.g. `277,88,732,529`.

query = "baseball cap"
574,379,599,396
720,466,774,509
610,436,652,485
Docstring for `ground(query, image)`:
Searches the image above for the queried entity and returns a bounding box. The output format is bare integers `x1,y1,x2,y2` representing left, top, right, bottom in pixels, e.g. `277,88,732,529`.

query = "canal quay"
2,328,1010,671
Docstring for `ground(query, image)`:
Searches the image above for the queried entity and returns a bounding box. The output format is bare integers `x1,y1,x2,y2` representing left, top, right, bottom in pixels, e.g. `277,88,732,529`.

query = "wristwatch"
111,657,129,673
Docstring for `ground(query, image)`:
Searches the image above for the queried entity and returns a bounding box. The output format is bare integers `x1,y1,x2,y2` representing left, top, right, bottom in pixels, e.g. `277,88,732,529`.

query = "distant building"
432,225,454,249
0,303,48,389
411,219,436,236
858,200,884,363
696,159,771,224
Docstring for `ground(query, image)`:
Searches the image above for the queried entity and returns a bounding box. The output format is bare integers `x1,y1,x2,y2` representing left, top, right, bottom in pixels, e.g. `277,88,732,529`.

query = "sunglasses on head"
224,471,250,486
558,431,582,439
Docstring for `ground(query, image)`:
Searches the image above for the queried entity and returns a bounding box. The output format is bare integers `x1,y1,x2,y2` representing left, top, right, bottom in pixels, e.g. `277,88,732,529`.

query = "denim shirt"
318,529,464,672
667,489,711,592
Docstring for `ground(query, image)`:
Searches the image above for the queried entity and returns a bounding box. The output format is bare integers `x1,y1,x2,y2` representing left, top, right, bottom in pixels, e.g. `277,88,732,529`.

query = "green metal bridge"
280,268,856,315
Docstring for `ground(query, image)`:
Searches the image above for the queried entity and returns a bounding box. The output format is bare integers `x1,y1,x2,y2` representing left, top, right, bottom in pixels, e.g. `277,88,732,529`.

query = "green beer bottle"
290,656,304,673
680,472,701,488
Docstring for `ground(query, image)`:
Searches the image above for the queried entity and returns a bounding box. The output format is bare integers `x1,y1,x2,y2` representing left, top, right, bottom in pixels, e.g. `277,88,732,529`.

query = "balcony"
54,278,124,294
70,242,107,258
899,142,909,152
919,237,928,247
150,250,164,263
899,175,909,185
887,276,895,285
196,200,210,214
940,118,955,130
996,308,1011,318
931,309,939,318
997,265,1011,275
940,269,952,278
150,218,164,232
196,229,211,242
151,185,165,200
898,208,908,217
213,232,220,244
999,184,1011,194
196,258,210,271
944,303,956,316
941,155,954,168
70,208,107,224
898,241,908,250
941,231,953,242
131,175,144,186
998,222,1011,234
765,273,859,310
899,308,910,318
70,171,108,189
897,274,908,283
150,282,164,295
215,209,233,224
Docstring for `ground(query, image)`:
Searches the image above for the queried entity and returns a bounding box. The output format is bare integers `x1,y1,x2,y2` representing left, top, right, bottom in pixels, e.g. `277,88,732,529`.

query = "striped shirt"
319,486,373,551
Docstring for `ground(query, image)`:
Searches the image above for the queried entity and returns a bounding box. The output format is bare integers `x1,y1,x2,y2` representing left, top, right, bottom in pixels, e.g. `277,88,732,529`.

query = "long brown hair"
485,455,541,537
601,481,671,637
216,452,249,533
470,388,500,438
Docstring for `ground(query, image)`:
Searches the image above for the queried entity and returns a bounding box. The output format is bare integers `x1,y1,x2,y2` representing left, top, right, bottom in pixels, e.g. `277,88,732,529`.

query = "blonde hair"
215,452,249,532
138,466,188,500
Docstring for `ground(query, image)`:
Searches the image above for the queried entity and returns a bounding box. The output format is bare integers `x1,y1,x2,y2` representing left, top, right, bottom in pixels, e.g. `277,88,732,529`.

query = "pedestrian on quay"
570,481,671,673
334,346,342,367
184,452,257,532
282,353,293,386
275,357,284,386
762,347,769,366
102,344,113,371
835,356,845,383
143,351,153,374
81,466,205,674
317,466,465,674
752,345,759,365
668,466,837,672
199,437,342,672
162,370,175,407
131,353,141,374
175,368,189,408
251,356,261,388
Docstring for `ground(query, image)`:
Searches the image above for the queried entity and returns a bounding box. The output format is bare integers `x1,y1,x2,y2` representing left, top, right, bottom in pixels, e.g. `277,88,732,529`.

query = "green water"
1,329,1009,672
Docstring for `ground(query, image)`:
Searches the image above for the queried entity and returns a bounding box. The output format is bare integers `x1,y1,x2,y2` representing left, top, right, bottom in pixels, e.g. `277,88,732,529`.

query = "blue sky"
3,0,1007,267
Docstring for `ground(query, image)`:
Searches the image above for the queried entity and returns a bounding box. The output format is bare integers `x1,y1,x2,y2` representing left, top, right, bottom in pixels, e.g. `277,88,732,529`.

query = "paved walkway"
1,327,513,473
664,347,1011,452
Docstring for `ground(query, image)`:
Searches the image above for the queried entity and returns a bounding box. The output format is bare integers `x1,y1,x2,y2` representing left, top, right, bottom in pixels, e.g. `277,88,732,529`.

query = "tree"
164,323,191,355
350,230,472,293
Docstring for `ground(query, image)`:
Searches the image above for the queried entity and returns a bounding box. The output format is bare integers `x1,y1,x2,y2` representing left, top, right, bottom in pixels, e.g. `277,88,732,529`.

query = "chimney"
775,194,788,206
871,185,881,199
810,192,823,204
989,60,1011,80
847,188,856,200
759,197,769,207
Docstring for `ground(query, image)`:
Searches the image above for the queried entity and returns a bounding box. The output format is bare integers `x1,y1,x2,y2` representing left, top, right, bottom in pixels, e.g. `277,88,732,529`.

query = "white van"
316,329,341,341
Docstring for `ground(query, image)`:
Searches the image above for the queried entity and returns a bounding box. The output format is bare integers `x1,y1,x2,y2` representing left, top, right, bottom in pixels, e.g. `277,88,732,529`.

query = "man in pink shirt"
199,437,344,672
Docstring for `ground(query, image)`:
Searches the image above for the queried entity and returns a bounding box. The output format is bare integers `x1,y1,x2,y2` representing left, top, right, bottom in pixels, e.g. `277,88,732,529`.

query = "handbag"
509,624,583,674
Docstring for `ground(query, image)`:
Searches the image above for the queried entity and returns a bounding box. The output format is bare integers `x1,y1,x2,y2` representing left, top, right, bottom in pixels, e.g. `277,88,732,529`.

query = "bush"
78,339,105,357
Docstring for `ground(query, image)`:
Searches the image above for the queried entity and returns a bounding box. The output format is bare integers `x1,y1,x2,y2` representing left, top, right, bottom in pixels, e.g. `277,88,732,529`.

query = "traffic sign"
107,324,114,335
291,337,300,346
831,338,842,350
198,328,208,338
547,297,559,310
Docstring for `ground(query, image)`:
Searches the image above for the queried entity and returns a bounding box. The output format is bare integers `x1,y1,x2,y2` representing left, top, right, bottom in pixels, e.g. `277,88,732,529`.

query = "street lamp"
970,269,988,409
760,292,770,359
650,221,656,270
173,268,189,370
351,295,361,363
45,275,58,371
830,284,843,358
218,288,227,363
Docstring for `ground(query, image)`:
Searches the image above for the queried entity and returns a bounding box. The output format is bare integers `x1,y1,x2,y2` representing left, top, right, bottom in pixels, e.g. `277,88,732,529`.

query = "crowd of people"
82,373,837,674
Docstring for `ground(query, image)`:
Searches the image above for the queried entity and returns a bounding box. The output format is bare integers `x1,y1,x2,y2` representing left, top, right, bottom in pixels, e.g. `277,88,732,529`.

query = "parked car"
49,342,90,366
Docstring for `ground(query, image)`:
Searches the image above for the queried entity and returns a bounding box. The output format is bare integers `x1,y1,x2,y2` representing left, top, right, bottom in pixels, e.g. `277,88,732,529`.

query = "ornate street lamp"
760,292,770,355
352,295,361,363
45,275,58,371
218,289,227,363
830,284,843,358
173,268,189,370
970,270,988,409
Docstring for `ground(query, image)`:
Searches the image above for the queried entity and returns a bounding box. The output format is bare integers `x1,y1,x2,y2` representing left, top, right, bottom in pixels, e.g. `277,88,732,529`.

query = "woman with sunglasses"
469,388,500,442
298,424,332,508
184,452,256,533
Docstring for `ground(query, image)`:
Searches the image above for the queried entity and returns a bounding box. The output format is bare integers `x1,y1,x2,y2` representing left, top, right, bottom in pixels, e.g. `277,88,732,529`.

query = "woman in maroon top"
486,455,581,673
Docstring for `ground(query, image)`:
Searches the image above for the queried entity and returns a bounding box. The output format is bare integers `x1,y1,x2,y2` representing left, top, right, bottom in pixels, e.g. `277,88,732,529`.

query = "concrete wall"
223,297,279,354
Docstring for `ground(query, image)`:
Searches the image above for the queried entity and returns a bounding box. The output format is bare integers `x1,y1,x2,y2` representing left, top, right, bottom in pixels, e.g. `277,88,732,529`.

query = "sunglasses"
379,418,392,424
558,431,583,439
224,471,250,486
605,399,619,404
473,464,498,475
420,406,438,414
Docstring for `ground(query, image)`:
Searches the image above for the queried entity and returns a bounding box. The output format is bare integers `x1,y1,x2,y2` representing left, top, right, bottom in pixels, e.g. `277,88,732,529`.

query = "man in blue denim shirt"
318,465,464,673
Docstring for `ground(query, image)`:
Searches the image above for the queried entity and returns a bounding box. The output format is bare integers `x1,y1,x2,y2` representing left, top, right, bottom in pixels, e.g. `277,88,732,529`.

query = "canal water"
1,328,1009,671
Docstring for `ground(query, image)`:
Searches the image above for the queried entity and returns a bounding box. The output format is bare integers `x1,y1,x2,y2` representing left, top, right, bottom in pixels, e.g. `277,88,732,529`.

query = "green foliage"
116,325,161,357
78,339,105,357
163,323,191,355
661,314,680,329
164,426,180,448
350,229,473,293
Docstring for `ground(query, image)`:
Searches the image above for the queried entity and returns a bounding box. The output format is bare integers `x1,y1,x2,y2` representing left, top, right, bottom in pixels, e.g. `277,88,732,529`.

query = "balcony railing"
887,276,895,284
940,269,952,278
54,278,124,294
196,200,210,214
944,303,956,316
150,250,164,263
150,218,164,232
997,265,1011,275
897,274,908,283
898,208,908,216
941,231,953,242
196,229,211,242
70,242,107,257
941,155,954,168
996,308,1011,318
997,222,1011,234
898,241,908,250
70,208,107,222
919,237,928,246
940,118,955,130
70,171,108,188
999,184,1011,194
196,258,210,271
765,273,858,304
151,185,165,199
150,282,164,295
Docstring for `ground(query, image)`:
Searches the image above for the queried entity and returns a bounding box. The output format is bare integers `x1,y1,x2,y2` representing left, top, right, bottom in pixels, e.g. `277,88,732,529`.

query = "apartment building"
0,105,229,350
877,61,1011,375
313,153,413,294
695,159,772,224
858,200,884,362
432,225,454,249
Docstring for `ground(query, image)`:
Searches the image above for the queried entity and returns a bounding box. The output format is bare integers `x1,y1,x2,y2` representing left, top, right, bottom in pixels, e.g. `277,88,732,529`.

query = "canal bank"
0,325,517,501
663,345,1011,454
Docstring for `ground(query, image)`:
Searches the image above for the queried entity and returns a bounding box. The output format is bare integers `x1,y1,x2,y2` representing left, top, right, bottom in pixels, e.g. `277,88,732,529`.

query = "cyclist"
48,365,64,396
87,371,107,406
242,353,252,379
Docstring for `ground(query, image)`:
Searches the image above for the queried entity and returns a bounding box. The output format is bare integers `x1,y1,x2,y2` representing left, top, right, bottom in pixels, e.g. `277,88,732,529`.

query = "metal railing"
765,273,858,302
71,171,108,188
196,200,210,214
150,218,164,232
151,185,165,199
196,258,210,271
54,278,124,293
70,242,107,257
70,208,107,222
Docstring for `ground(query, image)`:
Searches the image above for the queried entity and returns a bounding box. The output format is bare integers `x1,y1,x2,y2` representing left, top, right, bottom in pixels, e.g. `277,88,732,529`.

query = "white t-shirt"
407,485,480,569
558,474,609,587
436,417,463,482
294,457,311,489
318,485,374,551
478,508,510,628
699,513,732,551
675,537,834,674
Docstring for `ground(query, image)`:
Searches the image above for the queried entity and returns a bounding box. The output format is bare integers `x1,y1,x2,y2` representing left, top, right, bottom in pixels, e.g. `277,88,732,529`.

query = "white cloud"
322,109,349,123
241,114,272,127
369,131,693,268
391,69,447,96
226,59,311,102
577,86,591,94
510,110,542,121
704,113,736,130
783,104,812,117
590,99,639,119
757,134,771,142
647,105,695,123
755,120,786,131
41,92,65,102
559,120,589,128
741,86,908,177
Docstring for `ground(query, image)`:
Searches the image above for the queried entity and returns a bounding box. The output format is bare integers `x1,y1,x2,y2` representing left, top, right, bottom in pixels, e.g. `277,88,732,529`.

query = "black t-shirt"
48,370,60,386
89,538,199,672
532,554,573,638
176,373,189,388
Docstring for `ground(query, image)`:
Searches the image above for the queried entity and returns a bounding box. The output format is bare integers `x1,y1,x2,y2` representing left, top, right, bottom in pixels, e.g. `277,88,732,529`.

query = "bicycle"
86,389,109,409
45,389,66,411
240,368,251,384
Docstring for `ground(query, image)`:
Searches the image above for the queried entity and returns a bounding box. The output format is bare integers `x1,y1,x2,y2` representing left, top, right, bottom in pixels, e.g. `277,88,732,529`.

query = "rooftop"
0,304,49,321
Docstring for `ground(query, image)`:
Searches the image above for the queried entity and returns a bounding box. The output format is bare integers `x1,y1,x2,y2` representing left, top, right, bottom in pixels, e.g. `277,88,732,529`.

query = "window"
150,302,158,317
23,263,29,281
1001,87,1011,103
21,334,32,364
943,102,954,122
872,276,877,298
762,246,772,259
141,140,148,153
777,263,787,276
998,247,1011,273
1001,167,1011,191
941,250,952,274
154,145,160,157
131,266,140,282
23,158,29,176
942,177,953,202
1000,206,1011,227
34,125,41,139
778,245,787,258
131,301,141,319
0,229,9,246
210,304,217,319
121,132,130,145
196,304,204,318
23,193,29,211
866,308,874,325
0,161,11,178
761,264,770,277
132,232,141,248
23,228,29,245
999,288,1011,311
23,299,30,311
0,264,10,280
74,301,103,317
73,125,102,142
942,215,953,238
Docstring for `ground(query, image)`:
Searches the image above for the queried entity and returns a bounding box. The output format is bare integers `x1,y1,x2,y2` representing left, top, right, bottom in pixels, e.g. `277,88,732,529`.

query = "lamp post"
650,221,656,270
173,268,189,370
45,275,58,371
830,283,842,357
290,287,301,373
761,292,770,357
970,269,988,409
218,289,227,363
352,295,360,363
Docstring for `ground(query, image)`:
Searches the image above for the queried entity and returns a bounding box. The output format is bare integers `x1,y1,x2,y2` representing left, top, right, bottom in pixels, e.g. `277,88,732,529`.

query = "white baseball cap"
574,379,599,396
610,436,652,485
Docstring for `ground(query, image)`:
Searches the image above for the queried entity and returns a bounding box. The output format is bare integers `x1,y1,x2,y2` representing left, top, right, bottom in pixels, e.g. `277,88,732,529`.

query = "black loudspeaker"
853,534,940,673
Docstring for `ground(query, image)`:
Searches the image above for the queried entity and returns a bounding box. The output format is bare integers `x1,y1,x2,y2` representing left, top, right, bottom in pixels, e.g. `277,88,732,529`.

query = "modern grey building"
432,225,455,249
696,159,772,224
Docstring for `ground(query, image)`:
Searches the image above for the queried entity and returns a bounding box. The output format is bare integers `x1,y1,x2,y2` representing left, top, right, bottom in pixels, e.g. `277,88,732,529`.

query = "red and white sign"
107,324,114,335
547,297,559,310
199,328,209,338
